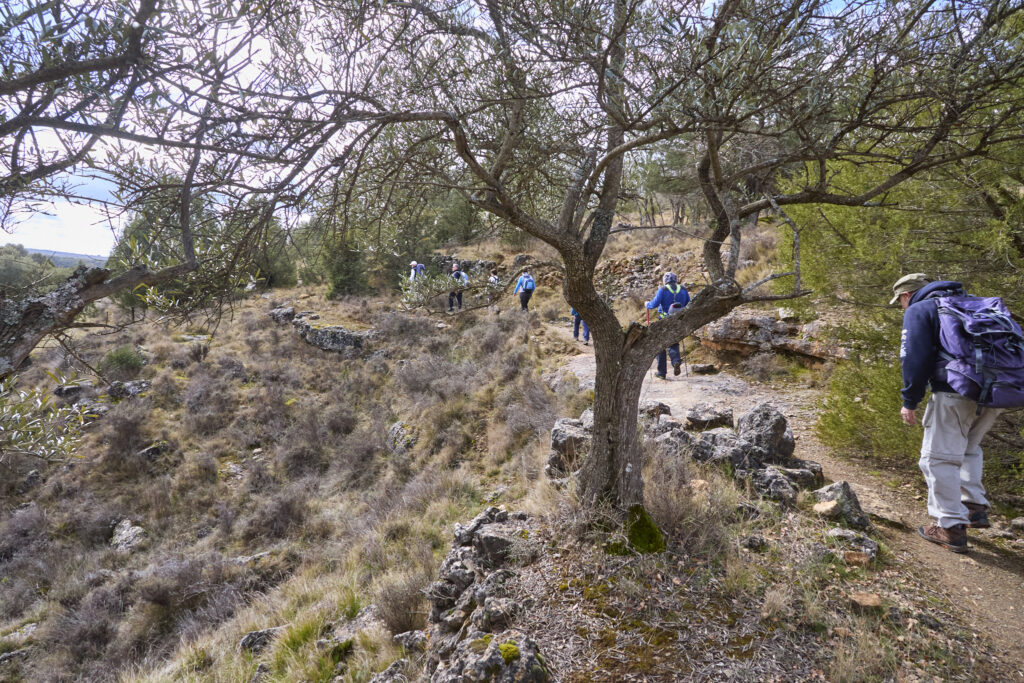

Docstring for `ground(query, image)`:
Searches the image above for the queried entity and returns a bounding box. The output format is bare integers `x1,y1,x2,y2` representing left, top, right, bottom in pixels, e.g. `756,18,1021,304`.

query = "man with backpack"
448,263,469,312
513,270,535,311
645,272,690,379
409,260,426,280
893,273,1016,553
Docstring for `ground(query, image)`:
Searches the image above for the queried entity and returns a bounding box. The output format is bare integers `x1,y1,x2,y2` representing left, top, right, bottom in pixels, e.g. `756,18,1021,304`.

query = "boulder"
369,659,410,683
750,466,797,506
430,630,549,683
1010,517,1024,533
454,507,509,546
684,404,733,431
776,461,824,489
650,429,697,459
646,413,683,437
292,319,365,352
395,631,428,652
54,381,93,400
547,418,590,476
690,363,718,375
735,403,795,464
110,519,147,553
578,408,594,431
473,525,520,569
239,627,284,653
386,422,416,455
269,306,296,324
639,400,672,420
107,380,150,399
825,528,880,562
470,597,519,631
813,482,871,530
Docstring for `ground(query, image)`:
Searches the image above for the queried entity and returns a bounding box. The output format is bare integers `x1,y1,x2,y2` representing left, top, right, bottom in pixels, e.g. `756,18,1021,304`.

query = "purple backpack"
937,296,1024,411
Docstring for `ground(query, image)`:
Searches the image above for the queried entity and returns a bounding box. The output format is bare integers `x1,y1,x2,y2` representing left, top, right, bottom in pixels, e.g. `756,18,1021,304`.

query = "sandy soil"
558,330,1024,677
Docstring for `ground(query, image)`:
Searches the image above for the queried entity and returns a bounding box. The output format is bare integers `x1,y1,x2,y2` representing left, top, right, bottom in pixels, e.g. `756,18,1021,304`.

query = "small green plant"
100,345,145,379
498,640,521,664
0,376,86,462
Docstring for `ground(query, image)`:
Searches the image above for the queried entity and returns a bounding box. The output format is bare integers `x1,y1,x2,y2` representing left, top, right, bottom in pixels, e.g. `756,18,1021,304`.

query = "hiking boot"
964,502,990,529
583,340,589,346
918,523,969,553
655,373,667,380
673,363,682,376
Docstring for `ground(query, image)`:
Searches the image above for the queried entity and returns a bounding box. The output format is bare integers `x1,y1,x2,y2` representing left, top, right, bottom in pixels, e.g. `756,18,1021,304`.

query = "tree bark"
0,262,196,379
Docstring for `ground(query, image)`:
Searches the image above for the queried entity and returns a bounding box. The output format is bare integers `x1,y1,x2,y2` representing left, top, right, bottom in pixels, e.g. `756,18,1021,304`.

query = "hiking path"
555,326,1024,677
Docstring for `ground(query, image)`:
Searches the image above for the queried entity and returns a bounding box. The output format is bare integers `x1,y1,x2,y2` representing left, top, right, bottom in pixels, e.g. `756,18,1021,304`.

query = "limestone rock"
107,380,150,399
239,627,284,653
547,418,590,476
578,408,594,431
292,319,365,352
690,363,718,375
735,403,795,464
639,400,672,420
850,592,883,611
750,466,797,506
813,482,871,530
826,528,879,562
395,630,428,652
471,597,519,631
110,519,147,553
430,630,549,683
454,507,509,546
777,461,824,490
386,422,416,455
1010,517,1024,533
684,404,733,431
269,306,296,324
54,381,93,400
369,659,410,682
813,500,840,517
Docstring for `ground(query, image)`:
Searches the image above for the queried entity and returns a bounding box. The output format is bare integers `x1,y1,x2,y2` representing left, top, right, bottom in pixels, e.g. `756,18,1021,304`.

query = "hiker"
571,308,590,345
513,269,535,311
645,272,690,379
448,263,469,312
487,269,500,314
893,273,1006,553
409,260,426,280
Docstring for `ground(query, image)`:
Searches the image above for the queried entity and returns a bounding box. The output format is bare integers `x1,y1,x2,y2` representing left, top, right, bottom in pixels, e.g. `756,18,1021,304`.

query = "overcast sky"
1,176,120,257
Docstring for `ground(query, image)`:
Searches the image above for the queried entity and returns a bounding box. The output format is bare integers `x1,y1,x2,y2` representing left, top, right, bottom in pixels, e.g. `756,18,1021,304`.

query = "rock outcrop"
267,307,372,354
698,310,849,361
424,507,550,682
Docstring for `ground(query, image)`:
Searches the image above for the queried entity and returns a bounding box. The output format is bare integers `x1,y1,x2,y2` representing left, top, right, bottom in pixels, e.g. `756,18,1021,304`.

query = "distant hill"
25,247,107,268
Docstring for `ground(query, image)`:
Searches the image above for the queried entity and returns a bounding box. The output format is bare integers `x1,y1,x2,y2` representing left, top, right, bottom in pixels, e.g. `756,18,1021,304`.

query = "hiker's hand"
901,407,917,426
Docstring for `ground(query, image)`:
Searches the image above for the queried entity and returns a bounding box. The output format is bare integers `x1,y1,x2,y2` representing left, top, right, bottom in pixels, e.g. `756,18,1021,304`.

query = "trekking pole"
682,336,689,376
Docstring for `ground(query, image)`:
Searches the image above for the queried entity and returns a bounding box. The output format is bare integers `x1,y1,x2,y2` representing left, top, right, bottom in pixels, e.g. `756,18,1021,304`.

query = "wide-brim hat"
889,273,932,305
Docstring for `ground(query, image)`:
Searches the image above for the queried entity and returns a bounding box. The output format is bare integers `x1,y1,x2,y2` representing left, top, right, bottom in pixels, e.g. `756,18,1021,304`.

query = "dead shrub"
0,502,47,561
376,312,436,339
277,442,327,477
42,584,125,663
183,371,235,435
150,369,180,408
242,486,308,542
323,404,357,436
643,443,734,559
101,399,151,470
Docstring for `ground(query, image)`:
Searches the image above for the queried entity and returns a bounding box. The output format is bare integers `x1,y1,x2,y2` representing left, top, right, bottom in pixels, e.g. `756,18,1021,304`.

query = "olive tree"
286,0,1024,507
3,0,1024,510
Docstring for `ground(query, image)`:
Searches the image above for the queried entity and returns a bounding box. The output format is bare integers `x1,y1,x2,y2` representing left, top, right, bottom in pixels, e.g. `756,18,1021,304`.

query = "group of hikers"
410,255,1023,554
407,260,536,313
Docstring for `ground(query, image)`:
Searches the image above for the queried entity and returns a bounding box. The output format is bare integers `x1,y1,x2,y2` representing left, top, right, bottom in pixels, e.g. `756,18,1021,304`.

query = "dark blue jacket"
900,280,965,409
645,284,690,316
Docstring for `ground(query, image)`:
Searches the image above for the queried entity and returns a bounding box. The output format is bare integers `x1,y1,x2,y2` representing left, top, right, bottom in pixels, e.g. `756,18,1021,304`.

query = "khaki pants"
919,392,1002,528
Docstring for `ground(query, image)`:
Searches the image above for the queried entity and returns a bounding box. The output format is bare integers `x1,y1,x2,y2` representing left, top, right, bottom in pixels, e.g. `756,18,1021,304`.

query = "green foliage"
816,358,921,462
0,244,74,297
0,376,86,462
100,346,145,379
325,241,368,299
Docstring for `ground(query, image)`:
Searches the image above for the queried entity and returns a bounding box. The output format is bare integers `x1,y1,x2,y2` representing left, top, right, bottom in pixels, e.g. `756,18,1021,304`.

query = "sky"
1,177,120,258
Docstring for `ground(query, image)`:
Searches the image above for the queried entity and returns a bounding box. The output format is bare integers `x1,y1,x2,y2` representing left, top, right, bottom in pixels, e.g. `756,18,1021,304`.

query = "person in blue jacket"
571,307,589,345
645,272,690,379
513,270,535,311
448,263,469,312
892,273,1003,553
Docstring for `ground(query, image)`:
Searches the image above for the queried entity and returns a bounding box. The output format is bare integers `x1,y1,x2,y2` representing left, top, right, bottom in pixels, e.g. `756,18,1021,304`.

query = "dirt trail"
557,335,1024,676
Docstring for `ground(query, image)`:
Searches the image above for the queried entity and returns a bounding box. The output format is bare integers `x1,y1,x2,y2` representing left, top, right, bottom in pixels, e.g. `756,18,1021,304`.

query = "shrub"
816,359,919,461
242,486,308,542
183,372,235,435
101,400,151,471
375,569,430,634
325,243,369,298
100,346,145,379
